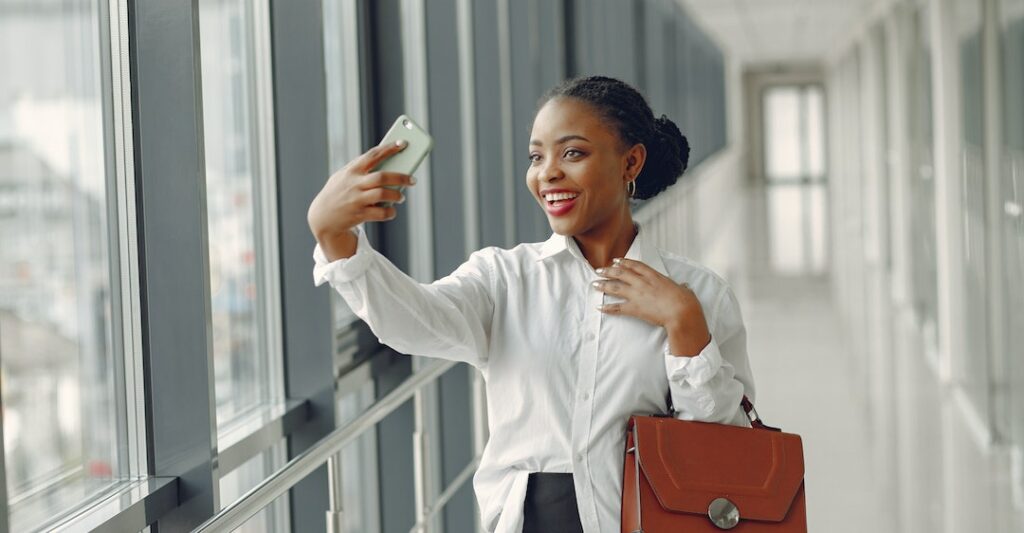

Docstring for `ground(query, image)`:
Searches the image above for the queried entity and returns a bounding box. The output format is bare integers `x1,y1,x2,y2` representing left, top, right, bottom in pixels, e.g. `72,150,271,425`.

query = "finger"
591,279,631,296
351,140,407,172
594,265,643,285
614,257,667,285
360,186,405,206
597,302,633,316
360,171,416,190
360,205,398,221
611,257,656,276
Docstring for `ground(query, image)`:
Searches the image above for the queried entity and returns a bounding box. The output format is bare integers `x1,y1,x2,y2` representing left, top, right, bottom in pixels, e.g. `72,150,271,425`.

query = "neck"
573,206,637,270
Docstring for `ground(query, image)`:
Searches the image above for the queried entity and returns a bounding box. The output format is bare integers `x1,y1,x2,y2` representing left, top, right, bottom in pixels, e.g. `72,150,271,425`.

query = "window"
335,381,381,532
323,0,365,332
762,85,828,275
907,7,940,353
763,86,826,182
197,0,283,430
471,0,514,249
954,0,991,421
0,0,135,529
219,442,290,532
998,0,1024,495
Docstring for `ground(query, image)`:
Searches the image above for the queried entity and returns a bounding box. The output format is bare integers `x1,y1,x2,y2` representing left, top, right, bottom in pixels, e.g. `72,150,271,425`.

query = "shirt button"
580,392,590,401
576,453,584,463
585,331,595,341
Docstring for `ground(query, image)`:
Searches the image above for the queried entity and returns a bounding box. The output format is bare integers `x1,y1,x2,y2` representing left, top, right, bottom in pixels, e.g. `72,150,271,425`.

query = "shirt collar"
536,221,669,277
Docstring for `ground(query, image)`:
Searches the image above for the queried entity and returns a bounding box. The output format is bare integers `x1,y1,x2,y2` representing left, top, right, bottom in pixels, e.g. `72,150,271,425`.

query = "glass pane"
0,0,126,528
766,183,829,275
764,86,802,180
764,85,825,182
219,441,289,532
322,0,360,331
907,7,939,348
337,381,381,532
198,0,273,427
999,0,1024,481
955,0,990,420
805,87,826,180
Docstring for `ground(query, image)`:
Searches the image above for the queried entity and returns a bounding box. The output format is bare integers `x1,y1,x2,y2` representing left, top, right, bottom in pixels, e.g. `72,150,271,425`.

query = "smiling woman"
308,75,755,533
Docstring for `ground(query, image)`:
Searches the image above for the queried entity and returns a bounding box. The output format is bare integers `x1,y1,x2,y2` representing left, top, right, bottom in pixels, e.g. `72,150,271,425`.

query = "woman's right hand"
307,140,415,260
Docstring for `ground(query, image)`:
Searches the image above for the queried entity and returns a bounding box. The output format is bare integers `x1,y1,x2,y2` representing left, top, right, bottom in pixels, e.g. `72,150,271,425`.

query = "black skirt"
522,473,585,533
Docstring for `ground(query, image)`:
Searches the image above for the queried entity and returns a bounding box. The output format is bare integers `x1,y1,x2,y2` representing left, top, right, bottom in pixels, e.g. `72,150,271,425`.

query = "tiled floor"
738,184,893,532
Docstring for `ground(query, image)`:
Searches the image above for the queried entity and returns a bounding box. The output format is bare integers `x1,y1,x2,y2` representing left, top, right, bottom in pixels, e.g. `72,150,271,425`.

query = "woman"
307,76,755,533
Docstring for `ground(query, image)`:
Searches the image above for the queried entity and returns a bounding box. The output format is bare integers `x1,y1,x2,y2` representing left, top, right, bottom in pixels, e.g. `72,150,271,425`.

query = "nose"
539,158,565,182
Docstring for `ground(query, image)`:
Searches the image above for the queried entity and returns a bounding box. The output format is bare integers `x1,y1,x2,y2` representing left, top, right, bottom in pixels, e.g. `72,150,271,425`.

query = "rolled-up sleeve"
664,284,755,426
313,224,497,368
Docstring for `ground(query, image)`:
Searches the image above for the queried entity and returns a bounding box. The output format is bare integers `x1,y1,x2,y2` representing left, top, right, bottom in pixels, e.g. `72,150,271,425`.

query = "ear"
624,143,647,182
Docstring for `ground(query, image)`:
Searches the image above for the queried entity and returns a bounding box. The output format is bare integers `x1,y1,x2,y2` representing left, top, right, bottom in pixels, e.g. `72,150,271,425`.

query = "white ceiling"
680,0,881,67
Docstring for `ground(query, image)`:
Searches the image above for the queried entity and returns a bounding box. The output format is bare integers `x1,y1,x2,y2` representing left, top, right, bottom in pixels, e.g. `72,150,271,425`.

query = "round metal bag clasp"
707,497,740,530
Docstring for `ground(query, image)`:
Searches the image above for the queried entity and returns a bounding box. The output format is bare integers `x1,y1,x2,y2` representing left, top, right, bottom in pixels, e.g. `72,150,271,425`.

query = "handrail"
194,359,457,532
408,457,479,533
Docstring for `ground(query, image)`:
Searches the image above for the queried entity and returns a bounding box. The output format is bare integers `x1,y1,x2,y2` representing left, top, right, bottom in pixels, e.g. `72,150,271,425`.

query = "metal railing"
194,359,466,533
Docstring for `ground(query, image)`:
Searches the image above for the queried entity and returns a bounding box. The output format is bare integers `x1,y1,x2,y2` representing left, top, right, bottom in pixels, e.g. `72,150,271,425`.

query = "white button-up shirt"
313,221,756,533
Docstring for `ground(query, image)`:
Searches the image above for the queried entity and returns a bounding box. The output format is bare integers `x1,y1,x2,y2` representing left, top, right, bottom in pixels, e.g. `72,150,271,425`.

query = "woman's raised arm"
309,142,497,369
313,227,497,369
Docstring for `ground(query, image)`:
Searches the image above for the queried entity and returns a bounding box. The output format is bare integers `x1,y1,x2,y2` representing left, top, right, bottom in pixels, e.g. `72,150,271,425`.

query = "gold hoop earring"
626,180,636,198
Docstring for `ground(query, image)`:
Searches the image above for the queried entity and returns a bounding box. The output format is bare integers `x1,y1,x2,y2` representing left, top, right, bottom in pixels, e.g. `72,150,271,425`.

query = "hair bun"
654,115,690,173
631,115,688,199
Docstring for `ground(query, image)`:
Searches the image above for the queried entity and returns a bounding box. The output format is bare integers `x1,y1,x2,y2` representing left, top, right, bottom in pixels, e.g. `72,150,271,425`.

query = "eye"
529,152,542,164
564,148,585,158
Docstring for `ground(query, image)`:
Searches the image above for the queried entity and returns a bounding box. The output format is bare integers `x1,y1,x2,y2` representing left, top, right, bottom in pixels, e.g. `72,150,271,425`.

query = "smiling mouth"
543,192,580,206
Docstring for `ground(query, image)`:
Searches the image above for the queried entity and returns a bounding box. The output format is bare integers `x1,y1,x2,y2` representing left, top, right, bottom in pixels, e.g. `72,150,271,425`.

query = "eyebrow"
529,134,591,147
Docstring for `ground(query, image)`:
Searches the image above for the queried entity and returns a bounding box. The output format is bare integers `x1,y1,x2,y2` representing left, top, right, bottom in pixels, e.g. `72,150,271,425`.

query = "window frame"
0,0,151,529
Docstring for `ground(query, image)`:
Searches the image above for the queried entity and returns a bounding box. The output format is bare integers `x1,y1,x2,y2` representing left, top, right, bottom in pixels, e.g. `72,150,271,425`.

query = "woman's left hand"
593,258,711,356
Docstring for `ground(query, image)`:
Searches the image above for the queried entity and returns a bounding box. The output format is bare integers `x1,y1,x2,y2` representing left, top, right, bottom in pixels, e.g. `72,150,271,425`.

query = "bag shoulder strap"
740,395,782,432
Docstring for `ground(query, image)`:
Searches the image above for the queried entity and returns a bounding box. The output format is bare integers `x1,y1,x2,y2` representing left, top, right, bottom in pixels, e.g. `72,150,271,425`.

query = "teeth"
544,192,579,202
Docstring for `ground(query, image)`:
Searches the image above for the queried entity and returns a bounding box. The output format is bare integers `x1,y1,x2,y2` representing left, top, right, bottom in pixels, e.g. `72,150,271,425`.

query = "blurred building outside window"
197,0,286,528
0,0,131,529
198,0,281,433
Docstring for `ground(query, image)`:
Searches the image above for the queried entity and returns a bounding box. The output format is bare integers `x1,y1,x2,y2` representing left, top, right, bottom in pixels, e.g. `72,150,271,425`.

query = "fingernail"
409,175,417,185
396,139,408,148
591,281,602,288
612,258,622,265
595,268,606,275
397,195,406,204
595,305,604,311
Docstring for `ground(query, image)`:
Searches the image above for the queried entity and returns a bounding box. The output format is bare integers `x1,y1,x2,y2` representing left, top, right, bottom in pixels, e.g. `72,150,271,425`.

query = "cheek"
578,163,621,196
525,167,539,189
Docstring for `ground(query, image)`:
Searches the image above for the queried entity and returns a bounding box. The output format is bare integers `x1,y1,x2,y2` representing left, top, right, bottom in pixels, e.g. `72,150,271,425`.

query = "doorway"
759,83,828,275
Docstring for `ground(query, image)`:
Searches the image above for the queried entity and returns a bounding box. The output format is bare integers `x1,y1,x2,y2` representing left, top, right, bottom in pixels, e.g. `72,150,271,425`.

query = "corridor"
740,184,894,533
1,0,1022,531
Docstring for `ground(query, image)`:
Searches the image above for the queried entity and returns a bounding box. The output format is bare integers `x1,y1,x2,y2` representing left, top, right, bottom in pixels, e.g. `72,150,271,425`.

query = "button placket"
571,269,601,481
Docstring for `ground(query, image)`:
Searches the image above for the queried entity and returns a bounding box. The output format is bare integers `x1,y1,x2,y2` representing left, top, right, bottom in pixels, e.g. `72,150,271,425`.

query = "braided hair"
538,76,690,200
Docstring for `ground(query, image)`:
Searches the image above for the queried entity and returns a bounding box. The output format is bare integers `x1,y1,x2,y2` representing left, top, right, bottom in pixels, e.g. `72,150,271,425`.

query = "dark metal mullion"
128,0,220,530
266,2,337,531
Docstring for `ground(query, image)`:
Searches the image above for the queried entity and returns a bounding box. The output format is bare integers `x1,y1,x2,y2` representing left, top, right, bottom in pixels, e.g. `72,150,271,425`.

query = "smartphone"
372,114,433,208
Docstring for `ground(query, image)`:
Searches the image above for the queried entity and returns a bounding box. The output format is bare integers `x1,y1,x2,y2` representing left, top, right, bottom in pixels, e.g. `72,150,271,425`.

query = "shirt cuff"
312,224,374,286
664,335,723,388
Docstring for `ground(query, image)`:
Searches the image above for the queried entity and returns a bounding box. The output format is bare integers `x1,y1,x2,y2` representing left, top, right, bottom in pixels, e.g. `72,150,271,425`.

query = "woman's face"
527,97,643,236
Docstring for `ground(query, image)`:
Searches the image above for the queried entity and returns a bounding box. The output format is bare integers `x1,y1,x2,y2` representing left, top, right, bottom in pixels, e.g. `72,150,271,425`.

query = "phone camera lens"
402,119,412,129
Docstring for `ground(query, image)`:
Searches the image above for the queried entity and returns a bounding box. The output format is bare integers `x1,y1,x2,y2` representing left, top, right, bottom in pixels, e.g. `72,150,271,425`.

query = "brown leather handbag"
621,397,806,532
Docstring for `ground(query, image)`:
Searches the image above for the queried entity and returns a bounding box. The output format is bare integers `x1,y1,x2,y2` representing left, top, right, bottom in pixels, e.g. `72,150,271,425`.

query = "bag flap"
631,416,804,522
